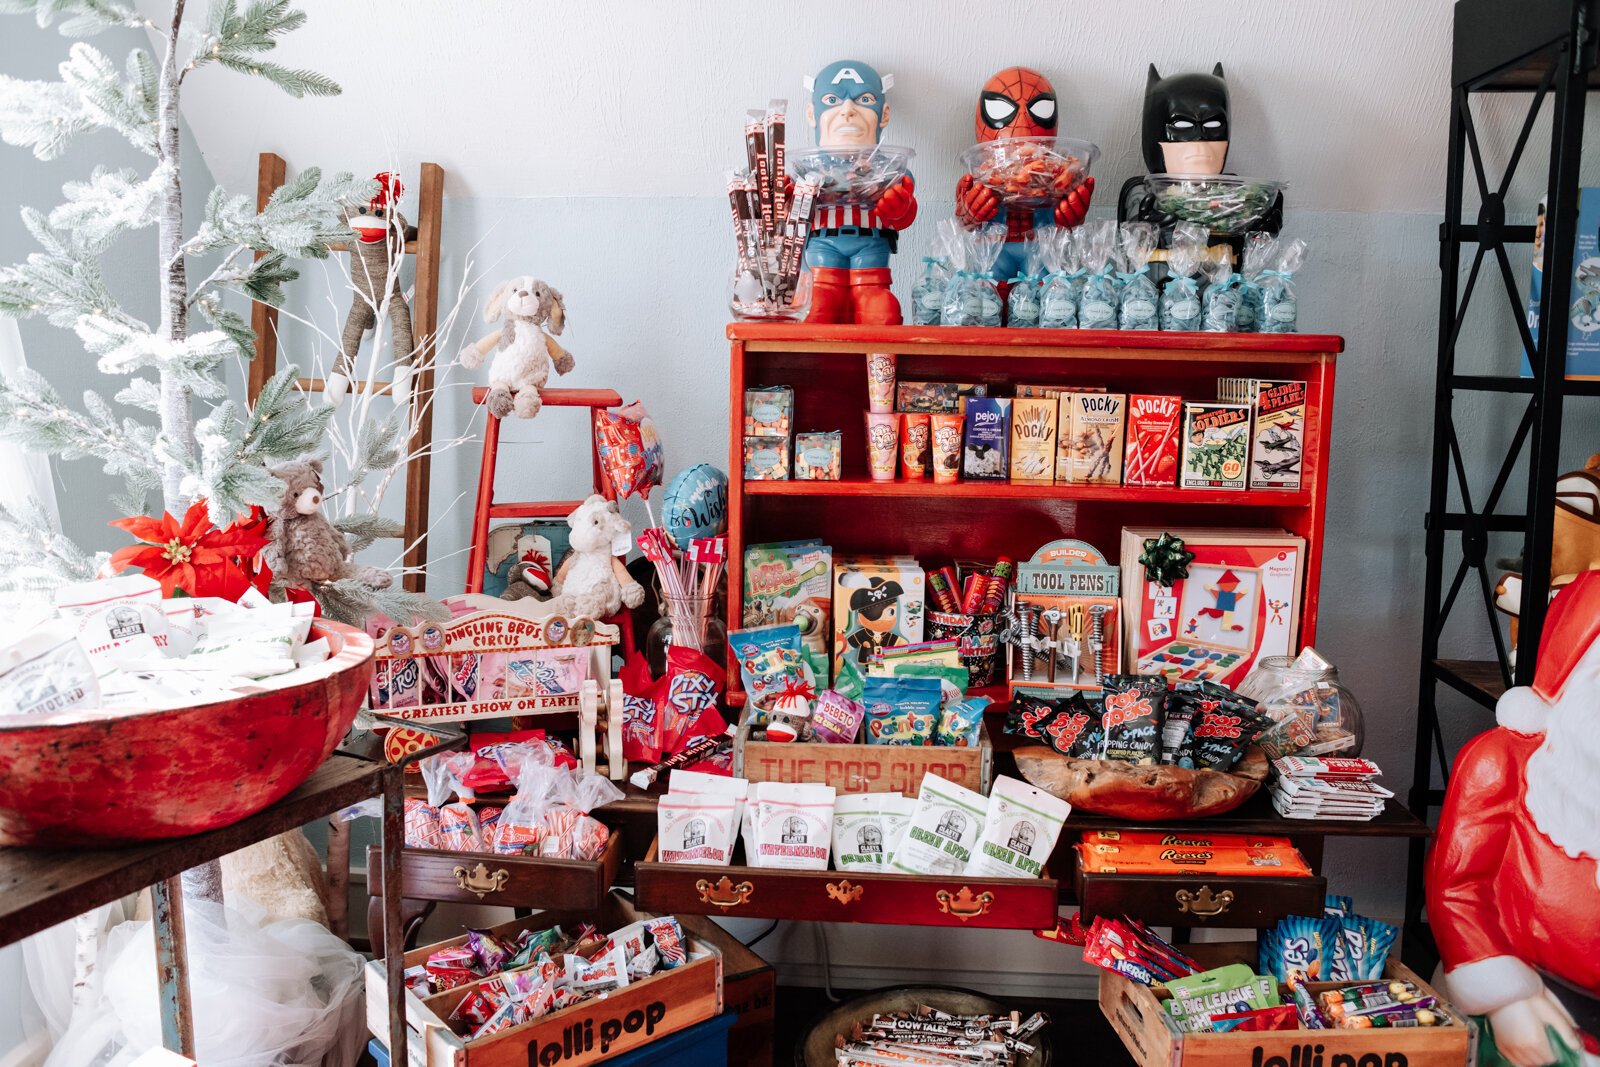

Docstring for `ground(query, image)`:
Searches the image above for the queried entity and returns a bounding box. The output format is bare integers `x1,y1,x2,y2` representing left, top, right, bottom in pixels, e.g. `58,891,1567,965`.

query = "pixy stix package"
964,775,1071,879
888,773,989,876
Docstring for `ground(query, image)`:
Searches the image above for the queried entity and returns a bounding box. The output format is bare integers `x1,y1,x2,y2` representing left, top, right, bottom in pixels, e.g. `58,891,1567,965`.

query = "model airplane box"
1119,527,1304,690
1525,188,1600,378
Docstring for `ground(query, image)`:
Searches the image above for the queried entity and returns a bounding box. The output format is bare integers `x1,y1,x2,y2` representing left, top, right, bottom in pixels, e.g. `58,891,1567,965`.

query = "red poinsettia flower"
109,501,272,601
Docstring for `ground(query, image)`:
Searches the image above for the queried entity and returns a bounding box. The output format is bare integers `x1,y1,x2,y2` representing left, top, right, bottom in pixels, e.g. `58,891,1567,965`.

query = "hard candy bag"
912,255,952,326
1161,222,1208,332
1116,222,1160,331
1260,237,1307,334
1037,225,1081,329
1200,249,1242,333
1075,219,1120,330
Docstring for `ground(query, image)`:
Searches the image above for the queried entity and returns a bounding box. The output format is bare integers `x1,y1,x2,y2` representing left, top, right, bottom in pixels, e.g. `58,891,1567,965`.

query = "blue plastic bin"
368,1011,735,1067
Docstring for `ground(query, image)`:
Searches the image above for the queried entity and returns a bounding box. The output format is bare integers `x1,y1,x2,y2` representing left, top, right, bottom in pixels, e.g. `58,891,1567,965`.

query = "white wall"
8,0,1600,1002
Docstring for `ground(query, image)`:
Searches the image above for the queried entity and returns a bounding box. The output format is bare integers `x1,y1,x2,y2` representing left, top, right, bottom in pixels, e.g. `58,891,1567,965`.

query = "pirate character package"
833,558,926,673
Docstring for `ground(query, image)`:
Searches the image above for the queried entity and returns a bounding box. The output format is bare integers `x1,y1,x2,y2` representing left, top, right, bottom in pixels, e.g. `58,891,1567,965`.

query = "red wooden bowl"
0,619,375,847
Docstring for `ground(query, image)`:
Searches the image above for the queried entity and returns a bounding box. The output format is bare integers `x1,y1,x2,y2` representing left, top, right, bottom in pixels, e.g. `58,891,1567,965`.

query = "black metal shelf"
1406,0,1598,966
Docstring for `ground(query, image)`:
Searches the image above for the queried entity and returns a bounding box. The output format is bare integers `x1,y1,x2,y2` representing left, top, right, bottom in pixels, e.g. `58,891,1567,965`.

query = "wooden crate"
1076,865,1327,930
734,720,993,796
1100,942,1473,1067
634,839,1058,930
365,831,623,913
365,894,722,1067
680,914,776,1067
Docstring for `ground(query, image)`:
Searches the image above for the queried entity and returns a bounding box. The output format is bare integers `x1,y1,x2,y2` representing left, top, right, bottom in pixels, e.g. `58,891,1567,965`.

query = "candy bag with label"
1099,674,1166,763
912,255,953,326
1037,225,1082,329
1075,219,1120,330
862,674,941,745
888,773,989,876
594,401,664,500
1116,222,1160,331
1161,223,1208,332
964,774,1070,879
1260,237,1307,334
1234,232,1276,333
1200,250,1241,333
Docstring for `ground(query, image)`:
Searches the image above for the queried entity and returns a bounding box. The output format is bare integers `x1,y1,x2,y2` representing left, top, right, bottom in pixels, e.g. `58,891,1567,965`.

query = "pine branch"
48,163,168,251
0,210,135,327
193,293,254,359
0,367,159,495
0,498,103,595
184,1,337,98
187,170,370,259
0,0,147,36
333,510,402,554
74,315,230,394
113,375,162,412
314,577,447,627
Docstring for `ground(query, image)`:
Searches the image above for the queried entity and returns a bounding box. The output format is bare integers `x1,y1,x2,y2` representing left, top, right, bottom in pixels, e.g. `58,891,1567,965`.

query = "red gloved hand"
1054,175,1095,228
956,173,999,226
874,175,917,229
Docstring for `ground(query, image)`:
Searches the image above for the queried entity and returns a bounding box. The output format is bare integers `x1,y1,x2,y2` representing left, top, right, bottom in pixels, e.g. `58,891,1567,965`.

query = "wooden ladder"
247,152,444,594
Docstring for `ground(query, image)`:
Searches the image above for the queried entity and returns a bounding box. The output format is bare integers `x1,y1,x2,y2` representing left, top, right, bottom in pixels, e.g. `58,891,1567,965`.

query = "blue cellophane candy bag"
1234,232,1275,333
1075,219,1120,330
1201,249,1242,332
1037,225,1081,329
1161,222,1208,332
1117,222,1160,331
912,255,952,326
1260,237,1307,334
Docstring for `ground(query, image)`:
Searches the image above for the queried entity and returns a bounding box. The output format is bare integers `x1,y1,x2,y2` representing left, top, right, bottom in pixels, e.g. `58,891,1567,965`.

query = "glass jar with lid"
1236,649,1364,759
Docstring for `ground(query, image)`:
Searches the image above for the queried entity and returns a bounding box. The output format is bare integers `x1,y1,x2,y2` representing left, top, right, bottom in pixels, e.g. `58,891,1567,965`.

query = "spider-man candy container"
955,67,1096,291
795,59,918,325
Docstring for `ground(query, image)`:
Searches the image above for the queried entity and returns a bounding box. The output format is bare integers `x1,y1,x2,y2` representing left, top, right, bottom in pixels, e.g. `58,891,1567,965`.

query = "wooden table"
0,752,408,1062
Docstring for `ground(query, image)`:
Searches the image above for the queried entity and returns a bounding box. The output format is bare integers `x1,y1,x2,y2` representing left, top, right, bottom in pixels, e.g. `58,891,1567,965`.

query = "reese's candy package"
1187,682,1273,771
1099,674,1166,763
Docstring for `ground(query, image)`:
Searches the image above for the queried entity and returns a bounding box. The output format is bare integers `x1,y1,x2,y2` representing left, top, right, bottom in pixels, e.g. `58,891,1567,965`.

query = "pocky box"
1180,403,1250,489
961,397,1011,480
1124,394,1183,487
1010,396,1058,483
1249,380,1307,490
964,774,1070,879
833,558,925,672
743,540,832,684
888,773,989,876
1060,392,1126,485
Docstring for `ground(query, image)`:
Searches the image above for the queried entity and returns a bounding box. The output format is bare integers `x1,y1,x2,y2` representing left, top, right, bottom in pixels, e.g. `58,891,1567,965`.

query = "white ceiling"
142,0,1593,215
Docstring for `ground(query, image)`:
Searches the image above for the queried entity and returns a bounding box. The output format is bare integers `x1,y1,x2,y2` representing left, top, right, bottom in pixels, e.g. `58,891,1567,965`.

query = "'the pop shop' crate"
1099,942,1474,1067
733,720,993,796
365,894,722,1067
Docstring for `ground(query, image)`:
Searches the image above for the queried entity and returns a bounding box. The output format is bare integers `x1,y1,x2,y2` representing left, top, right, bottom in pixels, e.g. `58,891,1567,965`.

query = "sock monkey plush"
330,171,417,408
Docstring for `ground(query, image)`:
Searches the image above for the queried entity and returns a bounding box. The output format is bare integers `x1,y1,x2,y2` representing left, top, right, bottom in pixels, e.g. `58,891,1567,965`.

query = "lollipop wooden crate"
371,594,626,778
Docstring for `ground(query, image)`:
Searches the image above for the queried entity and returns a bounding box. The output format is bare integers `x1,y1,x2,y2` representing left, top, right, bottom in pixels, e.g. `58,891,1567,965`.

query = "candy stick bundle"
728,100,820,314
639,531,727,653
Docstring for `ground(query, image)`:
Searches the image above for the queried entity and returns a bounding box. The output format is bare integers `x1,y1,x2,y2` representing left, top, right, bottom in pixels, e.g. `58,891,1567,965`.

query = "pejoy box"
369,594,625,778
1119,528,1304,689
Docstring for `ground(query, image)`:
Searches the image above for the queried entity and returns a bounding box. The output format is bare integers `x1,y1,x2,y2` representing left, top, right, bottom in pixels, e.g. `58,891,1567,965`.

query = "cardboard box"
1120,526,1304,689
364,895,722,1067
1249,380,1306,490
1008,538,1122,692
743,436,790,480
961,397,1011,479
735,718,993,796
1100,942,1472,1067
1060,392,1126,485
832,558,925,674
743,540,832,684
1525,187,1600,378
895,381,987,413
1014,383,1065,398
1009,396,1059,482
1125,394,1183,487
1180,403,1250,490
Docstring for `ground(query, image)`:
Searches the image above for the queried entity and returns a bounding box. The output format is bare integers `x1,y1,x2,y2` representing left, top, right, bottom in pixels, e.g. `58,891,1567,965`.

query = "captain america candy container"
791,59,918,325
955,67,1097,286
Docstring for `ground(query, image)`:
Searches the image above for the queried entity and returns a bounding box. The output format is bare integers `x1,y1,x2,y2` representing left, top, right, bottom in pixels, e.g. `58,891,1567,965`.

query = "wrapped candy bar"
425,946,478,992
1200,249,1242,332
1161,223,1208,332
1037,224,1082,329
1260,237,1307,334
644,916,687,968
911,255,952,326
1074,219,1119,330
467,928,516,973
1116,222,1160,331
938,218,1006,327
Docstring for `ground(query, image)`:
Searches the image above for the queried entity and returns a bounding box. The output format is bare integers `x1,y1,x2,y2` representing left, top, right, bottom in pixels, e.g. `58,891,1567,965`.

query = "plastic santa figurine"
1427,570,1600,1066
801,59,917,324
955,67,1095,284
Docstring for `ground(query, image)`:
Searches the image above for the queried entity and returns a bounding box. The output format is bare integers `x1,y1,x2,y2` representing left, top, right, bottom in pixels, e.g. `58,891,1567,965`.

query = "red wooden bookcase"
722,323,1343,699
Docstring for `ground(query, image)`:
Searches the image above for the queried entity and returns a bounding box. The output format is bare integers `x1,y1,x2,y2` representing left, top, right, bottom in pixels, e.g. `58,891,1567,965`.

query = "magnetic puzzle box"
1119,527,1304,689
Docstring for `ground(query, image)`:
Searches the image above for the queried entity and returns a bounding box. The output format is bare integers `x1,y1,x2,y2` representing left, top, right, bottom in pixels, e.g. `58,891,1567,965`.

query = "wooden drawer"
1076,866,1326,929
635,840,1058,930
365,894,722,1067
367,831,622,912
1101,941,1473,1067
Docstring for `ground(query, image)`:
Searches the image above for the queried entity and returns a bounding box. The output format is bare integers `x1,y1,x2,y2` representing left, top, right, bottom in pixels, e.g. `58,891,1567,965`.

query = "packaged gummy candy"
912,255,952,326
1161,222,1208,332
1116,222,1160,331
1075,219,1120,330
1260,237,1307,334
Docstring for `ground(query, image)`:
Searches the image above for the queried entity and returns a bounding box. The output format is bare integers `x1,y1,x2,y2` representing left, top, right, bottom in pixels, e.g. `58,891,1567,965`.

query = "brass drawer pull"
695,876,755,909
936,886,995,920
453,862,510,899
827,879,865,905
1175,885,1234,917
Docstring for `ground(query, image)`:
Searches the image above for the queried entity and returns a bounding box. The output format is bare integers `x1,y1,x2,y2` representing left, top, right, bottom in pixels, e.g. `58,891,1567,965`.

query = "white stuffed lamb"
547,495,646,618
459,276,574,418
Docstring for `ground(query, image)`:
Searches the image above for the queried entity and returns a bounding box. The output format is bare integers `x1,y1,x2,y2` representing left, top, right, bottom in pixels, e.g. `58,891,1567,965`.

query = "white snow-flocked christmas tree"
0,0,442,624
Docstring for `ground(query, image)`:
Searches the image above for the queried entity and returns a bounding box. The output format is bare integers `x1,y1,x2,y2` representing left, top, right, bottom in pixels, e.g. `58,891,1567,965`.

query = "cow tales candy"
1099,674,1166,763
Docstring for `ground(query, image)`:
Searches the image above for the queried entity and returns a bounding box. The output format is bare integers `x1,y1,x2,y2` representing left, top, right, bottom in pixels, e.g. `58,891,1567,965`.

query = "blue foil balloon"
663,464,729,549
